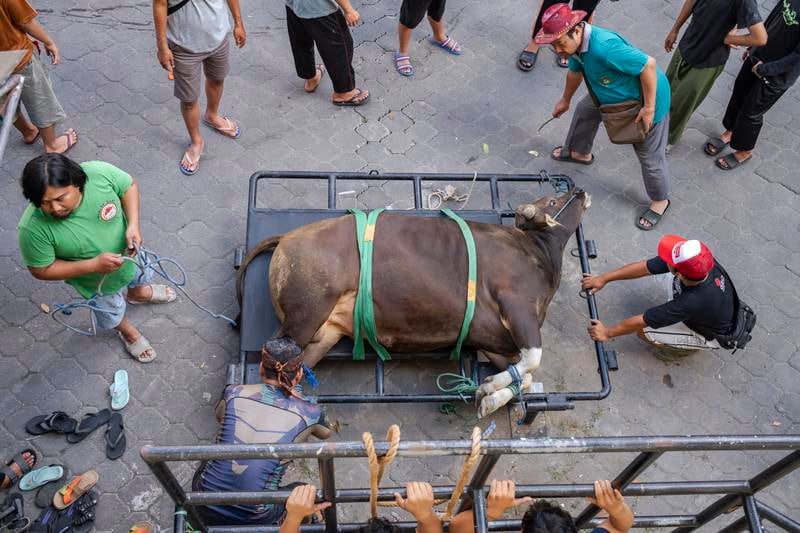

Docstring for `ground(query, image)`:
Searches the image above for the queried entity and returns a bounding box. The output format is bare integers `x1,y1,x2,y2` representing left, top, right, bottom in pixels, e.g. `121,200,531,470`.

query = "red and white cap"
657,234,714,280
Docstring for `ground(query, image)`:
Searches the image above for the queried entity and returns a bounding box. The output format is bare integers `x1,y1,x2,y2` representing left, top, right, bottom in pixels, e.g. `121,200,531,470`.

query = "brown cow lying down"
240,188,590,417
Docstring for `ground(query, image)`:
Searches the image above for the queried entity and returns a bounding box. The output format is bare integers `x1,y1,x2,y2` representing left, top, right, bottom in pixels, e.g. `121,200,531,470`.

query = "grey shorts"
19,53,67,128
92,263,154,330
169,38,231,103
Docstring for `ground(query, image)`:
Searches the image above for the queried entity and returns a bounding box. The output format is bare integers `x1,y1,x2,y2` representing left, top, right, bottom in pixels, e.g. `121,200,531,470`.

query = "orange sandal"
53,470,98,509
130,521,153,533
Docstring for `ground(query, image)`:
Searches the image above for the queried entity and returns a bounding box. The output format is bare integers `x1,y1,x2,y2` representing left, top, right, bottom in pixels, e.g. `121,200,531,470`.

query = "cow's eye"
549,200,557,207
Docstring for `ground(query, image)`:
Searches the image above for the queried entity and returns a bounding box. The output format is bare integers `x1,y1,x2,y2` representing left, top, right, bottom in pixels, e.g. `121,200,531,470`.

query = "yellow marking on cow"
467,280,477,301
364,224,376,241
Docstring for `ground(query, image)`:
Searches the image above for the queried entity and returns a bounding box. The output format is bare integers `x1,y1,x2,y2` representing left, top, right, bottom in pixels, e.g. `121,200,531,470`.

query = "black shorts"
399,0,446,29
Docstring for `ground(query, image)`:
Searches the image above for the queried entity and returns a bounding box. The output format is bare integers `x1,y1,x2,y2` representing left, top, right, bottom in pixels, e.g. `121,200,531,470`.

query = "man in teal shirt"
537,3,673,231
18,154,176,362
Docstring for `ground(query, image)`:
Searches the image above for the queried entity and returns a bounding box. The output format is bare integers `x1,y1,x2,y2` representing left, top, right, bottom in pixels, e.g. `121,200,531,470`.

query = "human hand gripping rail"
50,244,237,336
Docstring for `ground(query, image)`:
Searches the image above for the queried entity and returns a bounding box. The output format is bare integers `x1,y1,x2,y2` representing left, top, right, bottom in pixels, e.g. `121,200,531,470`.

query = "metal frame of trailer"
235,170,617,424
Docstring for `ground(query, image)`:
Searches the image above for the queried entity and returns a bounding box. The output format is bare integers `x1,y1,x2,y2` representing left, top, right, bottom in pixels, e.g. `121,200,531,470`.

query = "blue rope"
51,244,237,336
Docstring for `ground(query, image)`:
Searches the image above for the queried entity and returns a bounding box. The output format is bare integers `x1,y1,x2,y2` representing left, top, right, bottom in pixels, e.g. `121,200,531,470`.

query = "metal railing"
141,434,800,533
0,74,24,163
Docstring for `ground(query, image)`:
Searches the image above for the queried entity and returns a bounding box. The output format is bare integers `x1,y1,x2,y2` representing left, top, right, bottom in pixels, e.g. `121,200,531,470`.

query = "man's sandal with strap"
53,471,98,510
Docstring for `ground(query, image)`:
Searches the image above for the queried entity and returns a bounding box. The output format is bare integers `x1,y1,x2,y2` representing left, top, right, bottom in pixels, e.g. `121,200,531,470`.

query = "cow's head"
514,188,590,233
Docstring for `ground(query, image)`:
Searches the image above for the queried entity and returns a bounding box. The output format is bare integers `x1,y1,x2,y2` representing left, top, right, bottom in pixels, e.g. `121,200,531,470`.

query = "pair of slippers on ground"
395,36,462,77
31,487,99,533
517,48,569,71
704,137,751,170
25,408,126,460
549,145,669,231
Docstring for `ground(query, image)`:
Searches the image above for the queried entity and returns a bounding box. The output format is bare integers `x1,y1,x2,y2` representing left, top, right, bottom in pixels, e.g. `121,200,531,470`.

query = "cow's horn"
518,205,537,219
545,214,562,227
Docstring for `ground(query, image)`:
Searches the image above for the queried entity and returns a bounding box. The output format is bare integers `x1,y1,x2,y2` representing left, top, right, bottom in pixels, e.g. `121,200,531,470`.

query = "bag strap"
440,209,478,361
168,0,191,16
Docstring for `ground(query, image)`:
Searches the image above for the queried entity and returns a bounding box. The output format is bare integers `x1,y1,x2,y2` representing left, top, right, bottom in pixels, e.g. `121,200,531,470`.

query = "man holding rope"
17,154,175,362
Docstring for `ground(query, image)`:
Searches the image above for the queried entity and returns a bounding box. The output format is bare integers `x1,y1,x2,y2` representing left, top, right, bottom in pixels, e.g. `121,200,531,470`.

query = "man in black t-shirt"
582,234,736,352
707,0,800,170
664,0,766,147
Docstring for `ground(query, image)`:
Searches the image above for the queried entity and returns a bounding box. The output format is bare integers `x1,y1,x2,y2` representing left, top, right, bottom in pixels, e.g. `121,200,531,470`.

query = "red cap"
657,234,715,280
534,3,588,45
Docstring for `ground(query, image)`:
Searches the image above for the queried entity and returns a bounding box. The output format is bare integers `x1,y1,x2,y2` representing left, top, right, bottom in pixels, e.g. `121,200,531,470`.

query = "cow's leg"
476,298,543,418
302,324,345,367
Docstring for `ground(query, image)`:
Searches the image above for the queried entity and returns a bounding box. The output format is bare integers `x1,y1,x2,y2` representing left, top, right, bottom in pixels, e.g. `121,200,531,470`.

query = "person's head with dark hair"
521,501,577,533
357,517,401,533
260,336,304,395
20,154,87,218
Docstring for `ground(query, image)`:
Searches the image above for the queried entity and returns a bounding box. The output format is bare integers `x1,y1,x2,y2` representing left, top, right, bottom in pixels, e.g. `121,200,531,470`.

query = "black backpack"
712,264,757,352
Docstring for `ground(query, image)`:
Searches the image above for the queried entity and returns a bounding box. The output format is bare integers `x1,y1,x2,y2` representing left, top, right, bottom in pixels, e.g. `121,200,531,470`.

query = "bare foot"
45,128,78,154
1,451,35,489
304,66,324,93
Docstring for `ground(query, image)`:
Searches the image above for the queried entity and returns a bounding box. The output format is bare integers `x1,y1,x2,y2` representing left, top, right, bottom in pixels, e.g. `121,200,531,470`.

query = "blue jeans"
92,261,154,330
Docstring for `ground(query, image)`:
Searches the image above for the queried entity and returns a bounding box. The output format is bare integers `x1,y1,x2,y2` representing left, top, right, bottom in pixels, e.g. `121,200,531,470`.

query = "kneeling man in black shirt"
582,235,736,352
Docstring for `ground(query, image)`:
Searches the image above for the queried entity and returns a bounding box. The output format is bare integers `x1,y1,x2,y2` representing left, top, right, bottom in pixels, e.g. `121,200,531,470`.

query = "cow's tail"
236,235,283,311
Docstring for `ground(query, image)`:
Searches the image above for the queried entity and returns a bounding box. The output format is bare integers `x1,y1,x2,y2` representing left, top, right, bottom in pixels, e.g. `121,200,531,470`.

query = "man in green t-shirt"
17,154,176,363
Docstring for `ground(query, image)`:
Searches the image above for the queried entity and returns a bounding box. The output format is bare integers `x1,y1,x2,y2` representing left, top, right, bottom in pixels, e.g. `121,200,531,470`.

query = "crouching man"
193,337,333,526
582,234,737,355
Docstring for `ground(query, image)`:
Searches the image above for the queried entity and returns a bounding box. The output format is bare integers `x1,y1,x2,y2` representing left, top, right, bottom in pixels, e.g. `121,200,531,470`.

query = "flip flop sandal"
517,50,537,71
34,468,68,509
105,413,126,460
130,521,154,533
715,153,751,170
66,409,112,443
74,490,98,515
4,516,30,533
26,412,77,435
395,52,413,77
704,136,728,155
333,88,370,107
119,332,156,363
53,471,98,510
19,466,63,491
23,132,41,145
179,146,202,176
128,284,176,305
304,65,326,92
0,493,24,529
1,450,36,488
430,36,462,55
551,146,595,165
55,129,78,154
636,200,670,231
110,371,129,410
202,116,241,139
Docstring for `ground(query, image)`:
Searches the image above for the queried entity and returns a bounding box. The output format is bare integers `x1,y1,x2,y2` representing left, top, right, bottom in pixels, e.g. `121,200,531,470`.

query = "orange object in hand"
168,71,174,81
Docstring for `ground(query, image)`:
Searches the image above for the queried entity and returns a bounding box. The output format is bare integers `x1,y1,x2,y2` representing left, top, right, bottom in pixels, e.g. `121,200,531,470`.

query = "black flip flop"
704,136,728,156
517,50,537,71
551,146,595,165
1,449,36,489
715,153,751,170
105,413,126,460
333,88,369,107
35,467,68,509
67,409,112,444
636,200,671,231
25,412,77,435
0,493,25,531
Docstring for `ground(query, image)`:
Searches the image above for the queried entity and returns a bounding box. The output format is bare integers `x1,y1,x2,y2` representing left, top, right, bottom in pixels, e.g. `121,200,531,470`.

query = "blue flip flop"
110,370,129,411
19,465,63,491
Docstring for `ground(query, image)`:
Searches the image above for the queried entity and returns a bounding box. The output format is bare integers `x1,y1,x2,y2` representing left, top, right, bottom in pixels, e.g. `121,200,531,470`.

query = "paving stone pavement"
1,0,799,530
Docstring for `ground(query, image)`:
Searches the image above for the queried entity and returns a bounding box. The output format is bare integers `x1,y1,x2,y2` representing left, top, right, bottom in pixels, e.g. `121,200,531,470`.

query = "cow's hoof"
478,393,505,419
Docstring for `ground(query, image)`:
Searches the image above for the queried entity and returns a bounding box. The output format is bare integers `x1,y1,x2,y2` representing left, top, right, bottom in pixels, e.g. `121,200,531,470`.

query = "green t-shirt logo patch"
99,202,117,221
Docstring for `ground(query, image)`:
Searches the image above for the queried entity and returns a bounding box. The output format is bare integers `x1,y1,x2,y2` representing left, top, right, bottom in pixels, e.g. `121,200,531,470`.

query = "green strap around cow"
348,208,477,361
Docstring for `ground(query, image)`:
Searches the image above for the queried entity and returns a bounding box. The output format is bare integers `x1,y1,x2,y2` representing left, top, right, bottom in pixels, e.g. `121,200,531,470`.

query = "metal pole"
175,507,187,533
142,456,207,531
456,455,500,513
742,496,764,533
413,176,423,209
672,450,800,533
472,488,489,533
756,501,800,533
575,451,662,527
328,175,336,209
0,75,24,163
375,358,385,395
318,458,337,533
